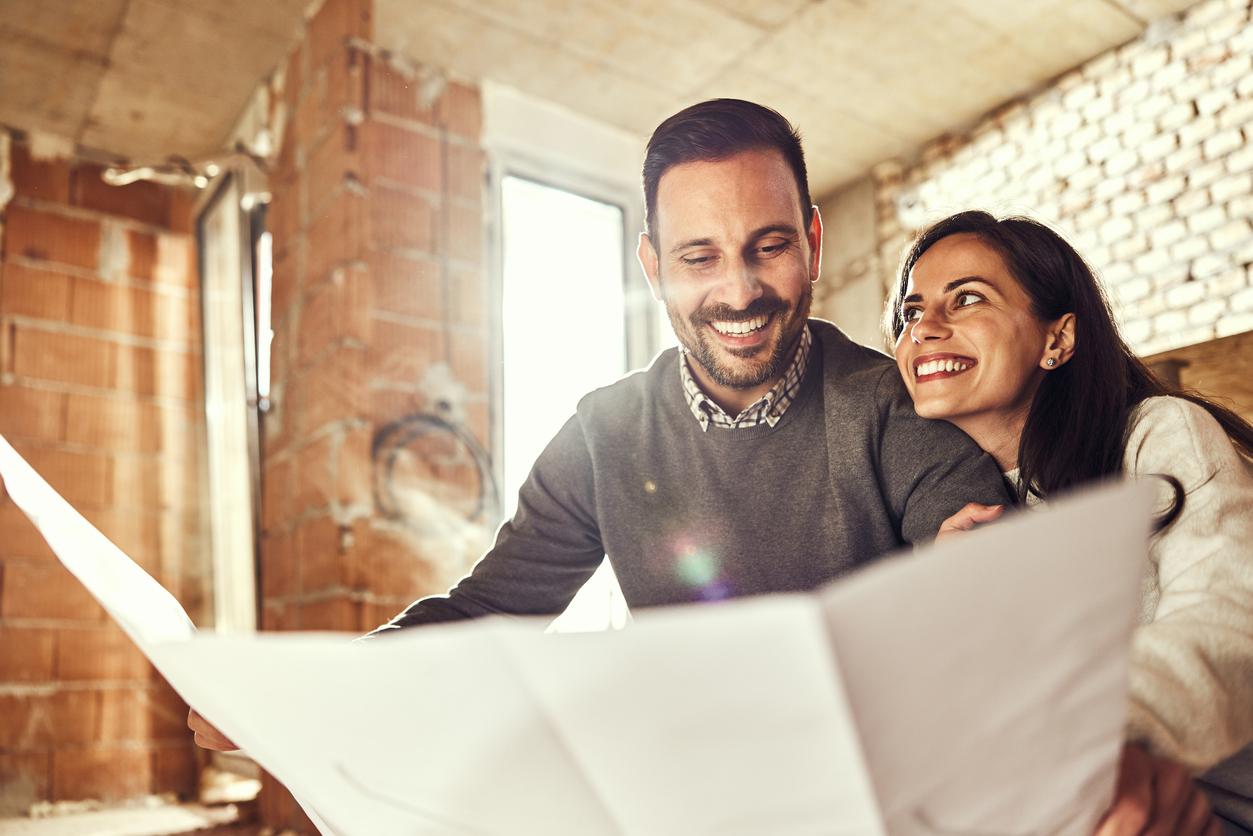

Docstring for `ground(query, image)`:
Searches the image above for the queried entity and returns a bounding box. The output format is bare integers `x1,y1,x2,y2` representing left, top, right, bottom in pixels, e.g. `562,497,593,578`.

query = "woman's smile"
913,352,977,382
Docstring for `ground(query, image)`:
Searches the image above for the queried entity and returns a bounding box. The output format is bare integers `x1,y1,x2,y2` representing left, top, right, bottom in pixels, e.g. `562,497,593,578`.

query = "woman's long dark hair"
886,210,1253,512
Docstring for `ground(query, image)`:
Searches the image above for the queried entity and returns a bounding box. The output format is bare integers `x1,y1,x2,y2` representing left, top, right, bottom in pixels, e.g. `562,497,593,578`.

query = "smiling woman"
893,231,1073,471
887,210,1253,832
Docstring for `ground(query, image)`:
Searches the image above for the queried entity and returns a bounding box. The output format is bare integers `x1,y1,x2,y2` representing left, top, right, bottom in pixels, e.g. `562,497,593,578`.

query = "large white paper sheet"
149,600,886,836
0,431,1153,835
820,484,1145,836
0,435,195,649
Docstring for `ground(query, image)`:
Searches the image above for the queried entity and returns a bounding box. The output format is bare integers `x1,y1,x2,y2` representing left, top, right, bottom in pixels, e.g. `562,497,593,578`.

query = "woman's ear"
1042,313,1076,369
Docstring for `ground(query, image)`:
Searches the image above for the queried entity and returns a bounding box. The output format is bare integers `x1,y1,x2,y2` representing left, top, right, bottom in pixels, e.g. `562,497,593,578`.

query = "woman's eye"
955,291,982,307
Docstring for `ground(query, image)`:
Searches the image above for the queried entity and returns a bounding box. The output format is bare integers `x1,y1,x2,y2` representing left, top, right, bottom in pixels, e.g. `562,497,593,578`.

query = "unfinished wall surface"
813,0,1253,359
258,0,491,828
0,139,205,812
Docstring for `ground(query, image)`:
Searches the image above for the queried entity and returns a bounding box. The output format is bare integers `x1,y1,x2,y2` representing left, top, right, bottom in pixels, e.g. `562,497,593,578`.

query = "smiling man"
364,98,1008,627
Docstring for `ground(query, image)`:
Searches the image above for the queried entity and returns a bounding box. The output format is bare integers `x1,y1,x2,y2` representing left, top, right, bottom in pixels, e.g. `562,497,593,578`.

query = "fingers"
1174,781,1218,836
1095,744,1153,836
187,708,239,752
1144,755,1195,836
936,503,1006,540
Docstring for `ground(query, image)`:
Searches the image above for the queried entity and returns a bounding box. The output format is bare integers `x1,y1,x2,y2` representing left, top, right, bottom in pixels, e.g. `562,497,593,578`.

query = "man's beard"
665,282,812,390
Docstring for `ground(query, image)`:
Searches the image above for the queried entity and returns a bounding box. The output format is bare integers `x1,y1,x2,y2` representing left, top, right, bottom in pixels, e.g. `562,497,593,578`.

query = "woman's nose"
909,309,950,342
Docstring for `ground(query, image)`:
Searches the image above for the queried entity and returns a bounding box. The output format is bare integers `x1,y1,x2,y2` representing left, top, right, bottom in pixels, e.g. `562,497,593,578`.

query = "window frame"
485,151,654,517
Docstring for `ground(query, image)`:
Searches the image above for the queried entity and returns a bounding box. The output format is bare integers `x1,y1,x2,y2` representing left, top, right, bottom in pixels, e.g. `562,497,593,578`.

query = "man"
190,99,1216,834
364,98,1007,629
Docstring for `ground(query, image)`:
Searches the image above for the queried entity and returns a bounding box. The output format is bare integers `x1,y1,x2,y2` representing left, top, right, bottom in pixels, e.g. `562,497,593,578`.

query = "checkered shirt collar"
678,325,812,432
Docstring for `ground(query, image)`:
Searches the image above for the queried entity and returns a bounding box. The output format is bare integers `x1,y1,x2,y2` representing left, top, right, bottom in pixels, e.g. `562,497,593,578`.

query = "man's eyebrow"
668,224,801,256
903,275,997,304
670,237,713,255
748,223,800,240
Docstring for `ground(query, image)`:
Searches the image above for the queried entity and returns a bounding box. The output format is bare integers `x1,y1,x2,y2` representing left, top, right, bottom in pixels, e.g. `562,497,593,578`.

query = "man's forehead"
653,148,803,241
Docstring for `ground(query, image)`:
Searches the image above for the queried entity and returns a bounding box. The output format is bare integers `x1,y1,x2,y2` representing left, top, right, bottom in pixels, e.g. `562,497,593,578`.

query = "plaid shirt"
679,326,812,432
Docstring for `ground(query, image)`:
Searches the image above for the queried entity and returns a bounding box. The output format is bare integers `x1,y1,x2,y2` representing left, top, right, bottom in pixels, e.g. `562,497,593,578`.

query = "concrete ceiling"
0,0,308,161
0,0,1200,194
377,0,1201,195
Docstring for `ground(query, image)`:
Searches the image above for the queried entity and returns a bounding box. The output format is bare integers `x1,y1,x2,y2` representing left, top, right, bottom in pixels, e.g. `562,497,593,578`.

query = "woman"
889,210,1253,834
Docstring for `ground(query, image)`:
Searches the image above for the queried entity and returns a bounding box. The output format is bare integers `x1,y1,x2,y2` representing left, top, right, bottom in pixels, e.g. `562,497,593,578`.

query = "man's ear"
1043,313,1076,368
638,232,663,302
807,205,823,282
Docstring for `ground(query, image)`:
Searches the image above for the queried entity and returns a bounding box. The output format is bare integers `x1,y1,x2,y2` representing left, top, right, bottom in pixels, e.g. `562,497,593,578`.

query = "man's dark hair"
642,99,812,241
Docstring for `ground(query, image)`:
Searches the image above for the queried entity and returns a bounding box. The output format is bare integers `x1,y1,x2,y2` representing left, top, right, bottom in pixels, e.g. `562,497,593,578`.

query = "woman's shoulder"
1124,395,1247,485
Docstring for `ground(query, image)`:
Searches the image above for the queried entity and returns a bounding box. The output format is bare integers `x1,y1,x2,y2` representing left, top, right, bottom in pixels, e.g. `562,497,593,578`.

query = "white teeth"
711,315,768,336
916,359,972,377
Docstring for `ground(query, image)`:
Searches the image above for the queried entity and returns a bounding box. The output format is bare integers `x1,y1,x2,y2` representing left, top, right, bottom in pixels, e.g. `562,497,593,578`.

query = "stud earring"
1046,357,1057,367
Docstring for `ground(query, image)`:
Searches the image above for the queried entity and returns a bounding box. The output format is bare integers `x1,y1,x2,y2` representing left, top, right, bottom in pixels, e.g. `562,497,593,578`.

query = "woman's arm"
1124,397,1253,770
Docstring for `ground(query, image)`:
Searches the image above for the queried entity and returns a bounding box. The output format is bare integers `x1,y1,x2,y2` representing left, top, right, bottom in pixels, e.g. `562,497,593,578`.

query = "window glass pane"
501,176,626,517
500,176,629,632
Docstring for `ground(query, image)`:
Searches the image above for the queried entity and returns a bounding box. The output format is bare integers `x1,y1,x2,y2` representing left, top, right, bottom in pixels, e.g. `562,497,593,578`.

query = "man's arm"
369,412,607,635
872,367,1011,545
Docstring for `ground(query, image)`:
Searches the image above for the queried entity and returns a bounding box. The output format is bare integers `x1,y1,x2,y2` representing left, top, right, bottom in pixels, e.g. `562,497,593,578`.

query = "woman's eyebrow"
903,275,997,305
943,275,997,293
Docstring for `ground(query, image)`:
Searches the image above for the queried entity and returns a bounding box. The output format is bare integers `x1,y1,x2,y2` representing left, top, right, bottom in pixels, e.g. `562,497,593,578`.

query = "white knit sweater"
1014,396,1253,824
1123,397,1253,826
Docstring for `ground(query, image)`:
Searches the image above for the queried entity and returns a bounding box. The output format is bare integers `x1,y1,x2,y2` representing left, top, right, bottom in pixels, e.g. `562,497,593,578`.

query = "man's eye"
681,255,714,266
755,241,788,257
901,307,922,322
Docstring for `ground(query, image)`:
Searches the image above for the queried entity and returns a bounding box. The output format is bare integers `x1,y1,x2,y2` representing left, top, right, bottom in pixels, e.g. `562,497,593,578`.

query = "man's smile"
705,312,773,350
709,314,769,336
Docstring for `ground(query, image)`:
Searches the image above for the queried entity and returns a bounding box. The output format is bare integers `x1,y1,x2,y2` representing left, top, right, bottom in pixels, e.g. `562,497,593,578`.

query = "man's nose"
909,309,951,343
715,261,764,309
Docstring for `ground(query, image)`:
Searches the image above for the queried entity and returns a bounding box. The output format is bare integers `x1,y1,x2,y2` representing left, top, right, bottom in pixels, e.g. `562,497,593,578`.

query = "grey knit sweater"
374,320,1008,632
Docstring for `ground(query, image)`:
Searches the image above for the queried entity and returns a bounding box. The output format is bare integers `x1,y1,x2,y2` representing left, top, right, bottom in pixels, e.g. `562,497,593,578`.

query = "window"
483,85,672,632
500,176,625,516
499,175,658,631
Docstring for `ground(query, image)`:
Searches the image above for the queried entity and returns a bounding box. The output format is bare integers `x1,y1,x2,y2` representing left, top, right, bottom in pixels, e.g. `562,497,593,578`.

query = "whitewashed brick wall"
871,0,1253,356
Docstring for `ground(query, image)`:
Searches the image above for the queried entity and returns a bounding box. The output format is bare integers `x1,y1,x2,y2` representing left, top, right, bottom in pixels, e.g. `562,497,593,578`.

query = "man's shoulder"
577,347,680,418
808,319,901,403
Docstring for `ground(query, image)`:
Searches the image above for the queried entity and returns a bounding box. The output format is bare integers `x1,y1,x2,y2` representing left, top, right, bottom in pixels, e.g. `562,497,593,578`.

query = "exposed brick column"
259,0,492,828
0,140,204,811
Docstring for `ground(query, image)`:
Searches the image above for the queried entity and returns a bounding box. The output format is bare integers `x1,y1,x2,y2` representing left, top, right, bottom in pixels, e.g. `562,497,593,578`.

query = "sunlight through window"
501,176,630,631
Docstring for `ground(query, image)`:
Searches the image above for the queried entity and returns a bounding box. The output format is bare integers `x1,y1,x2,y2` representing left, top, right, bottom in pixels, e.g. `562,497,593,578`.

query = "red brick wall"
257,0,491,828
0,141,205,812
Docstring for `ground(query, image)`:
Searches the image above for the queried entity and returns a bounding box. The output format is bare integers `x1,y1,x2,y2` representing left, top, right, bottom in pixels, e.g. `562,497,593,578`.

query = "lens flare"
676,548,717,587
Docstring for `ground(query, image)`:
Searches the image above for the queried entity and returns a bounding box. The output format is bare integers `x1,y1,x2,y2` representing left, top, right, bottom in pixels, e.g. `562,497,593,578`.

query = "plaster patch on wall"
420,363,469,423
26,129,75,162
99,222,128,282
